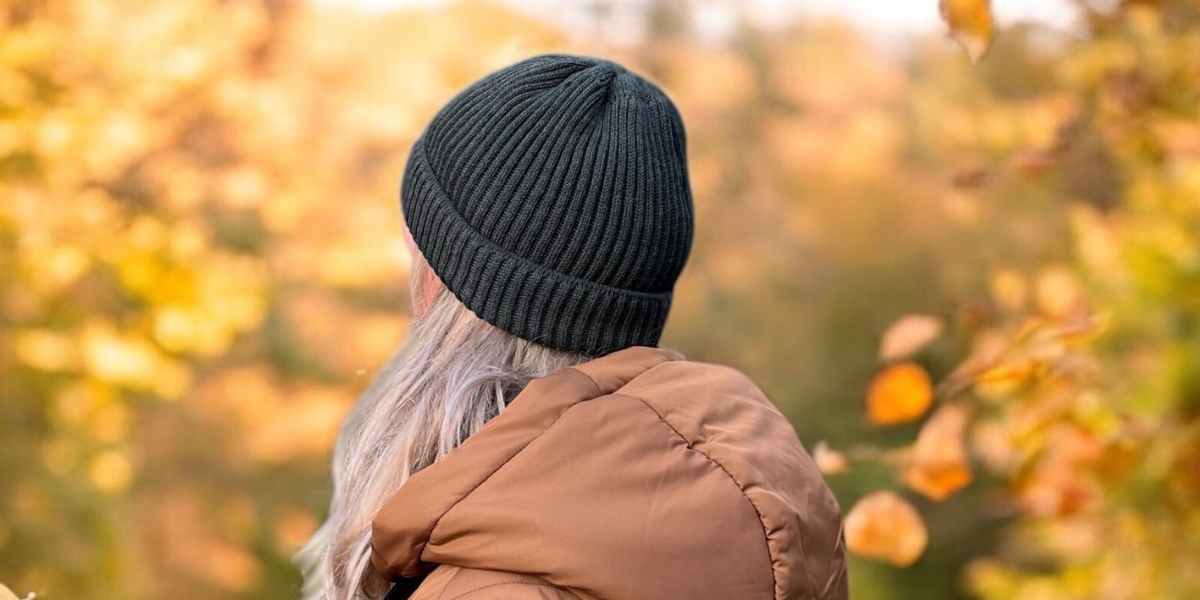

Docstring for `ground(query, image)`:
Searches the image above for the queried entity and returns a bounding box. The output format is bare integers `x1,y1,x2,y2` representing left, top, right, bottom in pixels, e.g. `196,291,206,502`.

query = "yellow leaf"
939,0,994,63
13,329,76,371
973,359,1044,398
904,405,973,501
81,323,161,386
879,314,944,361
868,362,935,425
1035,265,1081,318
845,490,929,567
88,450,134,494
989,268,1027,311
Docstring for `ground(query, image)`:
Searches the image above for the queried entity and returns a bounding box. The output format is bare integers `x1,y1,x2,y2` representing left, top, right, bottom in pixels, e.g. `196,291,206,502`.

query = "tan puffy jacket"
370,346,848,600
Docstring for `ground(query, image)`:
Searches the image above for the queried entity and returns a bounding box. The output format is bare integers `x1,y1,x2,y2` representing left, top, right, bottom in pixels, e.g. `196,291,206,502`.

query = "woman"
299,54,847,600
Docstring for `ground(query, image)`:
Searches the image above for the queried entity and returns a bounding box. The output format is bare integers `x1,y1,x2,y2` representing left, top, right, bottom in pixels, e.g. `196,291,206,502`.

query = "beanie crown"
402,54,693,355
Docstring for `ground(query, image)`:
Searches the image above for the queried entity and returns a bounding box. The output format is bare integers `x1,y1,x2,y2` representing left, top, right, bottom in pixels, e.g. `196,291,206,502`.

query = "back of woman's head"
299,54,692,599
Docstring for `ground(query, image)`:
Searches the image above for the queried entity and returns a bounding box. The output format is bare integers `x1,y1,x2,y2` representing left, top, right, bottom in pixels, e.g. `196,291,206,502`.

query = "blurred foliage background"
2,0,1198,598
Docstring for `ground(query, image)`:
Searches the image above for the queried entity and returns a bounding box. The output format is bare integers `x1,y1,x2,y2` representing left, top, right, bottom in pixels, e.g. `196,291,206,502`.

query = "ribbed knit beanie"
401,54,694,356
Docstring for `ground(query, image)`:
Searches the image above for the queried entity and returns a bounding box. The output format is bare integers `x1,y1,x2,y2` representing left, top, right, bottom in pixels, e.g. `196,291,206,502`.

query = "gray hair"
297,251,588,600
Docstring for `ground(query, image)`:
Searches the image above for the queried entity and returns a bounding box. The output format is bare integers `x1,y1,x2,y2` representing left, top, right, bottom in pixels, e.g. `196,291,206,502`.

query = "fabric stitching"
566,366,604,398
430,566,465,600
818,527,848,599
615,392,782,600
566,352,678,400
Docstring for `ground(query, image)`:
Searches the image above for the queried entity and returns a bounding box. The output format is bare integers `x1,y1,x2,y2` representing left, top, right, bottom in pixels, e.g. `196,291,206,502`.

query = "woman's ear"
416,265,441,317
404,227,443,318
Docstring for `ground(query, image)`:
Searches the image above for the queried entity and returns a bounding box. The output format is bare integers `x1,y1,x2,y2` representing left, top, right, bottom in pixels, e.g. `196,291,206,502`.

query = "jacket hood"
370,346,847,600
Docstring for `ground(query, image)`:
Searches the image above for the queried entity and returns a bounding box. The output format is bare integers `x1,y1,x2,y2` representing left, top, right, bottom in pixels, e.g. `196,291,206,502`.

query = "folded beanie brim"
403,139,672,356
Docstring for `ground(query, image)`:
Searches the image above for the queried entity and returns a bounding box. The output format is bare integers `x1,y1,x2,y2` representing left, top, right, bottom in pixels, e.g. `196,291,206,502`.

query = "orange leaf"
904,405,973,501
1018,425,1103,517
867,362,934,425
878,314,944,361
1009,150,1058,175
844,490,928,567
813,441,849,475
939,0,994,63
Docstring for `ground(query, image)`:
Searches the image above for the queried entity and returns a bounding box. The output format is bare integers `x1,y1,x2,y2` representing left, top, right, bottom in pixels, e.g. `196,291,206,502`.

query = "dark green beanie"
401,54,694,355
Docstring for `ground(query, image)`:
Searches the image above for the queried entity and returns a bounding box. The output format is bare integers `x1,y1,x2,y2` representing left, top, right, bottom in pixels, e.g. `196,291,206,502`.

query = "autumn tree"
837,2,1200,598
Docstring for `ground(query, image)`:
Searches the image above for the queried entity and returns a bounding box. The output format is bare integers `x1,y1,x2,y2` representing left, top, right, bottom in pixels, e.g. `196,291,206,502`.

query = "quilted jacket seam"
614,392,782,600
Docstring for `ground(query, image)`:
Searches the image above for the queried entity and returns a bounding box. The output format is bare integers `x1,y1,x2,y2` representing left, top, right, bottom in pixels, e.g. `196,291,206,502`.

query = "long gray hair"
297,250,588,600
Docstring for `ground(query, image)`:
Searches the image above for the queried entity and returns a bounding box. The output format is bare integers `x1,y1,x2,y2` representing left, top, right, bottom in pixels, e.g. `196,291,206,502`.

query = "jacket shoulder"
411,565,578,600
614,359,786,437
614,359,849,600
620,359,769,400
